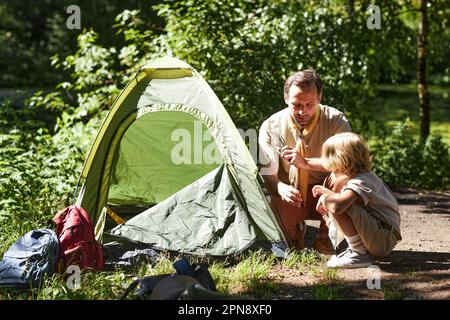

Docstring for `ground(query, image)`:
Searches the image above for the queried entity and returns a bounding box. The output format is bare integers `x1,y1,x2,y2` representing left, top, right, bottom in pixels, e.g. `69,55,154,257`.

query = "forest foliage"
1,0,449,252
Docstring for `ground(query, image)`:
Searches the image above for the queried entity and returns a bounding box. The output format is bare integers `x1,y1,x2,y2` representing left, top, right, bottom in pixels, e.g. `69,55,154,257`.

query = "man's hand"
277,181,302,206
280,146,307,168
312,185,334,198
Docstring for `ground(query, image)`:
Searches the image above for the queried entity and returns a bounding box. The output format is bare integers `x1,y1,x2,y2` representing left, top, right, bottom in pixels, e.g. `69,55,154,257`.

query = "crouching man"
258,69,351,253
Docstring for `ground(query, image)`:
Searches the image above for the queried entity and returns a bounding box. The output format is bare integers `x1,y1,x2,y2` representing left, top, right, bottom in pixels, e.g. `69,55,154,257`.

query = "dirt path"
270,188,450,300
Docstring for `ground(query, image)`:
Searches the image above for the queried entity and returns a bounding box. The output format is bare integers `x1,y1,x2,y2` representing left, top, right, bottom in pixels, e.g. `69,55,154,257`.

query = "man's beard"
292,115,311,128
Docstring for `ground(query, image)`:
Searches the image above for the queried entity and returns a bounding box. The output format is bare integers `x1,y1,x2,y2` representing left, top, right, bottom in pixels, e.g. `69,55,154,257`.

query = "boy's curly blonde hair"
322,132,373,176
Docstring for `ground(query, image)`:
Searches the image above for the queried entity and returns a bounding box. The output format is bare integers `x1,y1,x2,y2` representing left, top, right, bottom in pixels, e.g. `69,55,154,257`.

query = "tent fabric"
110,164,258,256
108,110,222,205
74,56,288,257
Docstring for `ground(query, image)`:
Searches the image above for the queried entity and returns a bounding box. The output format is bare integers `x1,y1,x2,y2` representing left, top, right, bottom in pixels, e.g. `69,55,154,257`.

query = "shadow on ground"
377,250,450,273
393,188,450,215
263,248,450,300
296,212,450,300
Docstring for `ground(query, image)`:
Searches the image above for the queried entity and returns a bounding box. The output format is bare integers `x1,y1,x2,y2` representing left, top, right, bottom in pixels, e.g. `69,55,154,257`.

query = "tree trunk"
417,0,430,138
346,0,354,23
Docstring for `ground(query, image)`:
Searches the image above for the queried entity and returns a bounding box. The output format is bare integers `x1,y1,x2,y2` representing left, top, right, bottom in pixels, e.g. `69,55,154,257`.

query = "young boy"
312,132,402,268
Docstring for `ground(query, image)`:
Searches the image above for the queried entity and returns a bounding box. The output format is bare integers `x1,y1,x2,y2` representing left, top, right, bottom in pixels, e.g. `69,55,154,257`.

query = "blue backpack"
0,229,59,290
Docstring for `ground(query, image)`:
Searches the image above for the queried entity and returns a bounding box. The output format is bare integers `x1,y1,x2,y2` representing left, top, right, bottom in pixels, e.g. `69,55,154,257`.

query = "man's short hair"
283,68,323,96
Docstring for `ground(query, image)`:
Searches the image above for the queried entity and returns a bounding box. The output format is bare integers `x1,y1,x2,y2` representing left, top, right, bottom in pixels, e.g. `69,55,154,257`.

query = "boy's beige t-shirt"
343,171,401,235
259,104,351,185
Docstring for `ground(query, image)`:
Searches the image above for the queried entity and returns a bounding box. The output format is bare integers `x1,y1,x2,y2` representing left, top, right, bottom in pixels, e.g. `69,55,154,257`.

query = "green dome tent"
74,56,288,257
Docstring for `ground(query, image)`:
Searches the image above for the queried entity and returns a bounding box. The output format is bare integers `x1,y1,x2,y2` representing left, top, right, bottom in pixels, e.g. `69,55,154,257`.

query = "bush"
422,135,450,189
0,101,83,254
0,12,158,255
372,120,450,190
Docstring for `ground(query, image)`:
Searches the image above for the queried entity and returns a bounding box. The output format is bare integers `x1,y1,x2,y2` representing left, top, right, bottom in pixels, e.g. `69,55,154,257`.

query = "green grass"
215,250,278,299
0,247,348,300
366,84,450,145
382,285,408,300
0,271,134,300
403,266,422,280
311,266,342,282
279,249,343,300
144,255,176,276
312,283,343,300
0,249,331,300
281,248,324,271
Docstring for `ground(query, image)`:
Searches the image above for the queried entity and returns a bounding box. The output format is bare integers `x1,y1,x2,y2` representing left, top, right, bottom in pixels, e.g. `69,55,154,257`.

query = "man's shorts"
348,204,401,257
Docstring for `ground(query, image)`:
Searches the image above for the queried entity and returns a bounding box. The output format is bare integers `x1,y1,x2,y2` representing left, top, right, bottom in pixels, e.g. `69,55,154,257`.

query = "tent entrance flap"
108,110,223,206
109,164,260,256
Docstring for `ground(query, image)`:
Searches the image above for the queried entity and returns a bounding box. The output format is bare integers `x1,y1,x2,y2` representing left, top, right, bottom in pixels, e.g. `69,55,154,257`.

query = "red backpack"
54,205,104,273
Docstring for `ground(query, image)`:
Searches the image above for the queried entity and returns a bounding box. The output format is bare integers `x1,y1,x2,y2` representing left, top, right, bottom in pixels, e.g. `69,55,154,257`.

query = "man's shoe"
312,236,335,256
326,248,372,269
292,221,307,250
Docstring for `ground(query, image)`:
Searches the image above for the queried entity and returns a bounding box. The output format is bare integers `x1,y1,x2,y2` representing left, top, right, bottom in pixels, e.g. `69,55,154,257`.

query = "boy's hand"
312,185,334,198
316,194,329,215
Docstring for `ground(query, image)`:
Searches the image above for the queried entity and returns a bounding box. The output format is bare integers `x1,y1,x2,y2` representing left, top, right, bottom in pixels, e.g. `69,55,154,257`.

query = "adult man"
258,69,351,253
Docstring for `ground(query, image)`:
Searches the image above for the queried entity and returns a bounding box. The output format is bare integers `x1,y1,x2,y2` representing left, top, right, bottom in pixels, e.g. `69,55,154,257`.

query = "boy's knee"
327,208,350,219
324,172,350,193
367,235,397,257
367,246,392,258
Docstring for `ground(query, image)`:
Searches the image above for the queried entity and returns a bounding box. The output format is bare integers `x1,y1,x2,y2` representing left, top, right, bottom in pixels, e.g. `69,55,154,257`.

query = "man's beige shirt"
258,104,351,185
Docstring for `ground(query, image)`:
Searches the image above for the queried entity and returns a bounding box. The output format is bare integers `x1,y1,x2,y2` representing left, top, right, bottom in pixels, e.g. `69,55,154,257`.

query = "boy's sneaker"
327,248,372,269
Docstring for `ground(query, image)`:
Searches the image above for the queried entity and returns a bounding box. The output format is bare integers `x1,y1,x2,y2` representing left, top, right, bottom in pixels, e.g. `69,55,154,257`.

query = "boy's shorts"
348,204,401,257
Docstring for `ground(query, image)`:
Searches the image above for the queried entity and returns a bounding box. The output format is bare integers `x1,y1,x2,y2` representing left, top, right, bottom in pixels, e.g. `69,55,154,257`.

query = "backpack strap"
192,263,216,291
120,278,141,300
120,274,170,300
